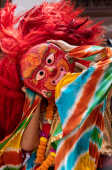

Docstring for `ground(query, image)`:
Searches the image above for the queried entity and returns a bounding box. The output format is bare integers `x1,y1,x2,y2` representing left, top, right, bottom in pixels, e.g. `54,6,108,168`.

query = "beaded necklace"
35,100,56,169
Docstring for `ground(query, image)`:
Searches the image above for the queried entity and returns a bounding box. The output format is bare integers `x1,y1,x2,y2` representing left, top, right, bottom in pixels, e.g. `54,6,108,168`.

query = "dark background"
75,0,112,39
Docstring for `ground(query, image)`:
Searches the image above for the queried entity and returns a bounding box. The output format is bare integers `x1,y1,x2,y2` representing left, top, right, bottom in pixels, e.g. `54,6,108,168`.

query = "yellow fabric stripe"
55,72,81,100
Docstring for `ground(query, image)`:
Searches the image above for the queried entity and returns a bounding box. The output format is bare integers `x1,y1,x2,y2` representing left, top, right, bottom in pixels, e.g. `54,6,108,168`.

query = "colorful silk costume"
0,1,108,170
2,43,112,170
55,59,112,170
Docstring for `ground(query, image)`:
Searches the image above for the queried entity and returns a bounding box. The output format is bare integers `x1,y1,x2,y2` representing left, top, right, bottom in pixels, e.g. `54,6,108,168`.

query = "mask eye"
46,53,54,65
36,70,45,80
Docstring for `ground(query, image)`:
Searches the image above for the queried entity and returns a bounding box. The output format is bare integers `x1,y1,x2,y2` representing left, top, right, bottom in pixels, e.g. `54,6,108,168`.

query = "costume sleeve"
0,86,40,169
69,45,112,64
55,57,112,170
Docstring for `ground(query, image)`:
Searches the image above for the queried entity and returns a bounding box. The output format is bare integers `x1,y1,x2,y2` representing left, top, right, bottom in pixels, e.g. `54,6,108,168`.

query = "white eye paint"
46,53,54,65
36,70,45,80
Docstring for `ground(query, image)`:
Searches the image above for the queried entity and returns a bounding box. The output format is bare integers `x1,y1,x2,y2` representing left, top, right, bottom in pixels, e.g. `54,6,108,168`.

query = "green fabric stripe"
3,167,21,170
91,127,103,148
0,115,32,149
0,88,36,149
53,122,62,137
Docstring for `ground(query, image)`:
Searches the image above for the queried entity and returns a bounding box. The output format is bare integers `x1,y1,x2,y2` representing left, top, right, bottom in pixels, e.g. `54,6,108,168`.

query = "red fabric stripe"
0,151,23,166
89,142,100,165
55,104,103,170
63,67,104,136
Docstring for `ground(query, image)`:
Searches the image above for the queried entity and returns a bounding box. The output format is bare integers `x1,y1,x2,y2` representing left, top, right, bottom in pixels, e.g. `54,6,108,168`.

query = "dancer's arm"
21,98,41,151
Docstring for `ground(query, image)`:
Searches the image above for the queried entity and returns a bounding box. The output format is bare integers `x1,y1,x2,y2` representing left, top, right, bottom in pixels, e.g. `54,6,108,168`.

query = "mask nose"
45,66,57,77
49,67,57,77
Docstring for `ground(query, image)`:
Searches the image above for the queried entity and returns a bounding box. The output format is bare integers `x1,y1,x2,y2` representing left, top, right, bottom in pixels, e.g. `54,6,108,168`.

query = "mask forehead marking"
21,53,41,78
38,44,48,60
49,48,56,54
21,44,48,79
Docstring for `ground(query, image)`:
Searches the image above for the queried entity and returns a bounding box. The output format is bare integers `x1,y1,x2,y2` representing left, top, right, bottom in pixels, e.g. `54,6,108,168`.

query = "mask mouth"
42,90,52,98
51,66,67,86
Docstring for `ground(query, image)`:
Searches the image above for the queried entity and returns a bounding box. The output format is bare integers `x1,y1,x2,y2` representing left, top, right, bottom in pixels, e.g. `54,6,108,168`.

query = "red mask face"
20,43,75,99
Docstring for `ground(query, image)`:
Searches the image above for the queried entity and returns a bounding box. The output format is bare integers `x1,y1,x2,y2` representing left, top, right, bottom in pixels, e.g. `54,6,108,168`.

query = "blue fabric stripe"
80,64,112,126
60,129,93,170
56,66,95,125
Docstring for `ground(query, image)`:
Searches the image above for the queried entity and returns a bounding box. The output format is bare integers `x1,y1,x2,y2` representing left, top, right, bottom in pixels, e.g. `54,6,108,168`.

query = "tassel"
36,152,56,170
35,137,48,164
36,101,54,165
46,101,54,121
